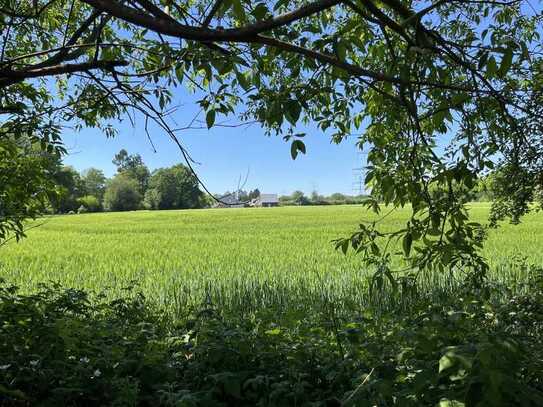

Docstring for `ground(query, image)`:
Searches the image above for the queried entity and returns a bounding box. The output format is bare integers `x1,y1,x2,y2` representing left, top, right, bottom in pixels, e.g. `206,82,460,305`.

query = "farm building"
214,194,245,208
254,194,279,207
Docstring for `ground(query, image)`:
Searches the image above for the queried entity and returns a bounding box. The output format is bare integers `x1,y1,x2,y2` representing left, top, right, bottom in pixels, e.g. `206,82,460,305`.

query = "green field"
1,203,541,314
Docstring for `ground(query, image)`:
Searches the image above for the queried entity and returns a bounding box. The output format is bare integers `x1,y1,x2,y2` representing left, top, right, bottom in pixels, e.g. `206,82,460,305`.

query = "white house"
254,193,279,207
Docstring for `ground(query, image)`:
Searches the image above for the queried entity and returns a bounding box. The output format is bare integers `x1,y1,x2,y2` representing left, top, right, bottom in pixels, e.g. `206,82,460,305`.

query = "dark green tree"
51,166,86,213
103,175,142,211
329,193,346,203
143,188,161,210
146,164,202,210
81,168,107,201
310,190,325,204
112,150,130,171
77,195,101,212
291,191,309,206
248,189,260,200
112,149,150,195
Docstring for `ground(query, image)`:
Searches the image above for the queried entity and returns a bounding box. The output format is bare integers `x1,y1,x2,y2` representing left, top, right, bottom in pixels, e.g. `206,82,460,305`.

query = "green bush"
1,270,542,406
77,195,101,212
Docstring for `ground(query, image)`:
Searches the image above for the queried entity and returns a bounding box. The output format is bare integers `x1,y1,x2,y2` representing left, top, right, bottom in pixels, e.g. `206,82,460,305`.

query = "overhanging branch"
80,0,341,41
0,60,128,88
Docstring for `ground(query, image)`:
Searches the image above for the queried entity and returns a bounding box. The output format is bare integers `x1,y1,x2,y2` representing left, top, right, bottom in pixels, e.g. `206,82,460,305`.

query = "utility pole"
352,150,367,196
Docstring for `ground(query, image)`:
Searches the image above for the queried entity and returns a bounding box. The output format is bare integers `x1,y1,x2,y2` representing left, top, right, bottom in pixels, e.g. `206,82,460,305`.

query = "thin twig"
342,368,376,406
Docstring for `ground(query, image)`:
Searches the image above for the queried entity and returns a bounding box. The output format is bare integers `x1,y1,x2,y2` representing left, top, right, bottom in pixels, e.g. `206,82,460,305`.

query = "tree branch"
202,0,225,27
80,0,342,41
253,34,400,84
33,10,102,69
0,60,128,88
352,0,413,43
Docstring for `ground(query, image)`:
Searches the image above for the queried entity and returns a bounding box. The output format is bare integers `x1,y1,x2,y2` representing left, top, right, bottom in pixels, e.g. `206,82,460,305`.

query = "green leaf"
175,65,184,83
0,384,28,401
402,232,412,256
439,354,455,373
284,99,302,125
497,46,514,77
486,56,497,77
520,41,530,62
335,40,348,60
232,0,245,21
478,51,489,70
439,348,473,373
290,140,306,160
252,3,268,19
265,328,281,335
235,70,251,91
334,238,350,255
224,377,241,398
438,400,465,407
451,93,470,107
206,110,216,129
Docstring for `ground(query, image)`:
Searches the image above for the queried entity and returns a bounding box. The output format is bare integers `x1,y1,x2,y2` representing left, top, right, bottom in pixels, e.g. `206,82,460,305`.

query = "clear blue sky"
62,92,365,196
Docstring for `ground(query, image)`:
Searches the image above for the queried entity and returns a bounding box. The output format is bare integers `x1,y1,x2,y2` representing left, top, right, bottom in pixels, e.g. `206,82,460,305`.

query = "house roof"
220,194,241,205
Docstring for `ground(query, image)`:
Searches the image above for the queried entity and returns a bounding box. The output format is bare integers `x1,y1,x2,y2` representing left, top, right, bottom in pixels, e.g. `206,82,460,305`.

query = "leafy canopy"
1,0,542,277
81,168,107,200
146,164,203,210
112,149,151,195
103,174,142,211
0,135,58,243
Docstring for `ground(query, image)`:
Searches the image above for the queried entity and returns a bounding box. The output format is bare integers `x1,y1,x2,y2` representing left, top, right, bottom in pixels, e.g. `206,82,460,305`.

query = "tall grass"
1,204,541,316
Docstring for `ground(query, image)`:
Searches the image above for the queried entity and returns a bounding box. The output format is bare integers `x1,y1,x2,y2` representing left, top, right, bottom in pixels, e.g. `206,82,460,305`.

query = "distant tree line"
278,179,501,207
49,147,498,214
212,189,369,207
278,191,369,206
282,184,496,208
47,151,496,215
48,149,205,214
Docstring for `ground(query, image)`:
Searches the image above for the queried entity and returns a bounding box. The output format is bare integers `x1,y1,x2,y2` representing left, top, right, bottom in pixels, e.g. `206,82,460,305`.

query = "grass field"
1,203,542,315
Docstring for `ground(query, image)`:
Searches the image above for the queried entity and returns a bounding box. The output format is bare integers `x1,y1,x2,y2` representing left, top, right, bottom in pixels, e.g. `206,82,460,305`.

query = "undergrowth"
1,267,542,406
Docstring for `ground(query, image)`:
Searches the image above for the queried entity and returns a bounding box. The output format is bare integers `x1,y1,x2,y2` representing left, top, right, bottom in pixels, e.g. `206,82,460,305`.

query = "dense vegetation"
1,206,543,405
37,149,205,214
1,274,542,406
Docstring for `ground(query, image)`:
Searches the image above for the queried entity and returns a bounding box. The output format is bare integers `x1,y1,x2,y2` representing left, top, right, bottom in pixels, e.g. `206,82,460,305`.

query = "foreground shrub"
0,271,542,406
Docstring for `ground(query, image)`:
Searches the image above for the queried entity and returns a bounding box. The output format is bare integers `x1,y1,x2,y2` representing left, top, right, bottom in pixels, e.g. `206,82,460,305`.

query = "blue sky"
62,93,365,196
